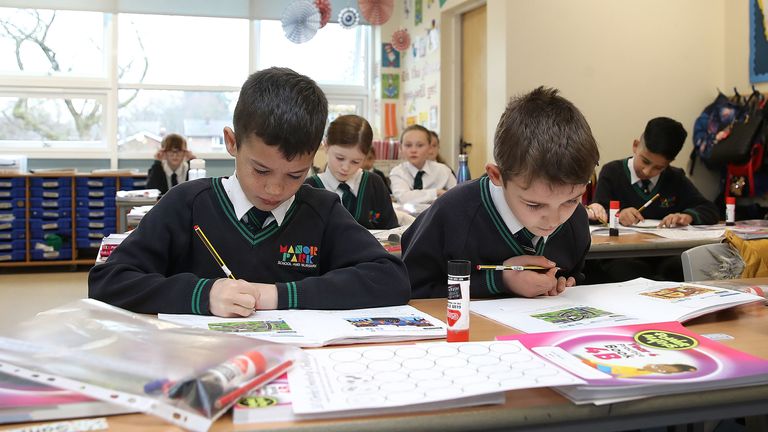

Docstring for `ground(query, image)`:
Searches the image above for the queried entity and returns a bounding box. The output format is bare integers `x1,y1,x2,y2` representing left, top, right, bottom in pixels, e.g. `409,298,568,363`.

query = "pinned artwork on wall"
750,0,768,82
406,115,417,126
382,43,400,68
415,0,423,26
418,111,429,127
391,29,411,52
382,73,400,99
384,103,398,138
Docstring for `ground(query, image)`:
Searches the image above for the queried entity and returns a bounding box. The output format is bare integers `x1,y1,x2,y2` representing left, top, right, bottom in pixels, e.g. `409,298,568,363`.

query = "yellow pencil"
475,265,549,271
194,224,236,279
637,193,661,213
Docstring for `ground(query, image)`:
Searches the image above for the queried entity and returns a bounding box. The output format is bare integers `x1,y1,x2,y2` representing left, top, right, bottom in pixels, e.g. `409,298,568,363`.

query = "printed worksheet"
470,278,763,333
288,341,584,414
159,305,447,347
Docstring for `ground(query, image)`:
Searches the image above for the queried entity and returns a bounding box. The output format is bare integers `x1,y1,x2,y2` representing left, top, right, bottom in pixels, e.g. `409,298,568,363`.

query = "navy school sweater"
401,176,590,299
593,159,719,225
88,178,410,314
305,170,398,229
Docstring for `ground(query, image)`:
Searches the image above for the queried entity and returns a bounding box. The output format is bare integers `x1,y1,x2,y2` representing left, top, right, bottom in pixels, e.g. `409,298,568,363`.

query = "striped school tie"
243,207,272,233
513,228,537,255
338,182,356,213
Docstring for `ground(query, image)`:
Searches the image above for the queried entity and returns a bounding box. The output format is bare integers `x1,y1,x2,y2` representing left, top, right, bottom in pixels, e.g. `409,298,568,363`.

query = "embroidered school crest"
368,210,382,224
659,196,676,208
278,244,318,269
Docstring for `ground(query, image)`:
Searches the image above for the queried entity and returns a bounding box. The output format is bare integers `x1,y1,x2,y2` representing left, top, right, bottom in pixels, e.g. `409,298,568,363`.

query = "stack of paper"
590,220,726,240
470,278,763,334
160,305,448,348
498,321,768,405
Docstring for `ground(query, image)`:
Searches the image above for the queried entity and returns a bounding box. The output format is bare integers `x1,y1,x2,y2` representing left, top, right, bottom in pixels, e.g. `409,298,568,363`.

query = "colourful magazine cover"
497,321,768,404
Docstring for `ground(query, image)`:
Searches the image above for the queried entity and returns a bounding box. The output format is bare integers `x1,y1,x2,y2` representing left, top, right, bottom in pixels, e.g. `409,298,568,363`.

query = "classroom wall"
497,0,727,173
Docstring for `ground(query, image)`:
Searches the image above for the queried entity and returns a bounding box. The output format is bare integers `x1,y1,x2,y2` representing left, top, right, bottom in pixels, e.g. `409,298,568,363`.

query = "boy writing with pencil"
586,117,718,227
401,87,600,298
585,117,718,282
89,67,410,316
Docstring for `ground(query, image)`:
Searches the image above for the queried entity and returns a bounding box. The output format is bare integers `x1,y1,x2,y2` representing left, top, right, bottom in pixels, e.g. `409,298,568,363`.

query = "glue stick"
726,197,736,226
609,200,620,236
447,260,471,342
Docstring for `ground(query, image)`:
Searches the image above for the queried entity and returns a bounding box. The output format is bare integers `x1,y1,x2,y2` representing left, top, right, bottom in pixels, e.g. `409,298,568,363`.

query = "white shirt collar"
404,160,435,177
221,172,294,227
488,179,544,246
318,168,363,196
161,160,188,182
627,157,659,188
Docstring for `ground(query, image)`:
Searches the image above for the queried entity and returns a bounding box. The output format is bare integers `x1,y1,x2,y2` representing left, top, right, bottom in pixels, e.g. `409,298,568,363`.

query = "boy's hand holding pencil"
493,255,574,298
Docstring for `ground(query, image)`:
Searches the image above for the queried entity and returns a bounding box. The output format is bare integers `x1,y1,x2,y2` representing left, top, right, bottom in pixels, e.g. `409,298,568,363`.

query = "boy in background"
402,87,600,298
305,114,398,229
389,125,457,204
363,147,392,194
587,117,718,227
90,68,410,316
146,133,194,194
585,117,718,282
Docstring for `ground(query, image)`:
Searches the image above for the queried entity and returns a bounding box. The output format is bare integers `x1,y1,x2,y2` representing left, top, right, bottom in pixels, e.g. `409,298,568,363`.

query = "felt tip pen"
475,265,550,271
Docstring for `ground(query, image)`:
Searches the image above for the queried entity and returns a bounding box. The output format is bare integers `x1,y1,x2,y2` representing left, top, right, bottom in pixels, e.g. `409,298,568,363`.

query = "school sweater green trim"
353,170,369,220
479,177,525,255
286,281,298,308
309,175,324,188
485,270,501,295
191,278,208,314
210,177,295,246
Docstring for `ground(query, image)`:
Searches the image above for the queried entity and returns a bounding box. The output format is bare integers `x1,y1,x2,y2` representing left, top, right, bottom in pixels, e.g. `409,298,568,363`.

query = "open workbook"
470,278,763,334
498,321,768,405
159,305,447,348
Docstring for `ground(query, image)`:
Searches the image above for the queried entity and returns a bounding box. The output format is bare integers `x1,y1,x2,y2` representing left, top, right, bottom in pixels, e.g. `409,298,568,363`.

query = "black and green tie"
640,179,652,194
243,207,272,233
413,170,425,190
513,228,537,255
338,182,356,213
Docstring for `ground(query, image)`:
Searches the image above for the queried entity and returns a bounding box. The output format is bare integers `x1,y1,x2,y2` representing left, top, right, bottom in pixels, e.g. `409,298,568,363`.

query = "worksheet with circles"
288,341,585,414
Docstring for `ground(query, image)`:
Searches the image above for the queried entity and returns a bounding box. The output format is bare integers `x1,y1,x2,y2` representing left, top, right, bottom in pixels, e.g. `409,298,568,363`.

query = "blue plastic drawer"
0,178,25,189
76,197,115,209
0,250,25,261
30,218,72,235
76,177,116,188
0,208,25,220
0,219,24,231
0,198,25,210
0,239,25,251
30,186,71,199
132,179,148,188
0,229,24,240
75,208,115,218
76,187,116,199
0,188,24,199
30,197,70,209
77,238,103,248
76,217,116,230
30,178,71,188
76,228,114,241
30,208,71,219
31,248,72,261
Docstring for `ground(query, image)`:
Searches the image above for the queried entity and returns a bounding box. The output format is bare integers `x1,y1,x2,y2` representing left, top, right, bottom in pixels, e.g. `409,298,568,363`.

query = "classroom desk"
587,232,720,260
115,197,157,233
6,279,764,432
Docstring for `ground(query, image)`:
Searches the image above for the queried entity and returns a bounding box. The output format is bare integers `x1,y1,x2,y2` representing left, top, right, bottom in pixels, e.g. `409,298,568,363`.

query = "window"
0,7,372,165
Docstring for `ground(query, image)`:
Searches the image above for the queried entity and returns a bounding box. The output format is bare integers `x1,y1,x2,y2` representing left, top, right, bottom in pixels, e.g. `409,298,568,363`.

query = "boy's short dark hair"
161,133,187,152
326,114,373,154
400,124,431,144
642,117,687,161
494,86,599,186
233,67,328,160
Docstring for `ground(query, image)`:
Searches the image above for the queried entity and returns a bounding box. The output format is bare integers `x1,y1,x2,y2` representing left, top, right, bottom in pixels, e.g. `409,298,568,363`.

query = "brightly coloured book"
497,321,768,405
470,278,763,333
0,372,133,424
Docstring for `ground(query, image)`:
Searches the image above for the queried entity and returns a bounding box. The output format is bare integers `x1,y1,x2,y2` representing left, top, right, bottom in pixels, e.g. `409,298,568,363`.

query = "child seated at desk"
389,125,457,204
146,133,194,195
401,87,600,298
304,114,398,229
585,117,719,283
89,67,410,317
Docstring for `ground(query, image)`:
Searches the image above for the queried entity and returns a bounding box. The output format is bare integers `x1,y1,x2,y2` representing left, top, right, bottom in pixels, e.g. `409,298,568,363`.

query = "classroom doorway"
460,4,487,179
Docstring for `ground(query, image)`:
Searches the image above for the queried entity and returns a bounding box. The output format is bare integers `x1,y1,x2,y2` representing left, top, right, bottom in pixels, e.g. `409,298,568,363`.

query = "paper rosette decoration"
391,28,411,52
315,0,332,28
282,0,321,44
358,0,394,25
338,7,360,29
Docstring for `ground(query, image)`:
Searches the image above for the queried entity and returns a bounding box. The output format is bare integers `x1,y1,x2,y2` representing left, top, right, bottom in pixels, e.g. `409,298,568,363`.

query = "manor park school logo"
278,244,318,268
